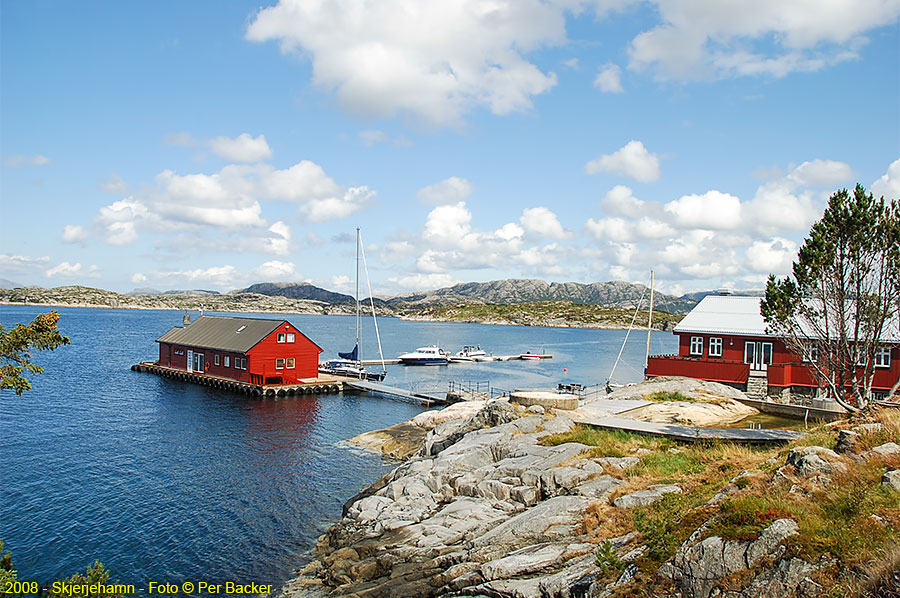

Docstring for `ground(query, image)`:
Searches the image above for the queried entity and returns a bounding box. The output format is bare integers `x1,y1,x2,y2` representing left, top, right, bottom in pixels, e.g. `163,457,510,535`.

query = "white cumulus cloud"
585,140,661,183
872,158,900,200
245,0,563,127
745,238,799,274
594,63,623,93
520,207,571,239
209,133,273,163
664,190,742,229
417,176,474,205
627,0,898,81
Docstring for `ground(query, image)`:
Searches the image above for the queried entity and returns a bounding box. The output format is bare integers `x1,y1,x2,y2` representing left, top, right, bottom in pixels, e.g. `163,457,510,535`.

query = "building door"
187,349,193,372
744,341,773,371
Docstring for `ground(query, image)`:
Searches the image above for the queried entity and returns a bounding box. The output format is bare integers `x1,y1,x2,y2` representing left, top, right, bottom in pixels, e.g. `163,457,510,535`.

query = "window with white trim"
875,347,892,368
286,333,295,343
224,356,230,368
286,358,295,369
276,358,285,369
690,336,703,356
802,344,819,363
215,354,220,366
277,333,286,343
242,358,248,370
708,337,723,358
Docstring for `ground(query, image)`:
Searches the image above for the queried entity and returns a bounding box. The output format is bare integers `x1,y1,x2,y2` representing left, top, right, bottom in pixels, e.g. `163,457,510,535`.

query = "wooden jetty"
573,414,804,443
132,362,343,398
343,380,447,406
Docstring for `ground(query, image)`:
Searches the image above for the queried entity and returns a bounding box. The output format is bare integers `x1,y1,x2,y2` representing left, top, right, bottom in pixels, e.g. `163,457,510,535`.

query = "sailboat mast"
355,227,361,352
644,269,655,373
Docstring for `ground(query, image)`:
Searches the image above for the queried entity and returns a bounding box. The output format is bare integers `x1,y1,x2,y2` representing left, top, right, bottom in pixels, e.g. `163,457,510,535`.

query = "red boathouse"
157,315,323,386
646,295,900,401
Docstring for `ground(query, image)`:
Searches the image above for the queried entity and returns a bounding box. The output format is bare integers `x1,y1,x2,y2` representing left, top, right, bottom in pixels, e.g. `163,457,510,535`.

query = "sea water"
0,306,675,587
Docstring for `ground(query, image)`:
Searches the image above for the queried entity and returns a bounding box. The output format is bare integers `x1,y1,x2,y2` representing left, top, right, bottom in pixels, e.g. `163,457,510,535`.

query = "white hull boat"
398,346,450,365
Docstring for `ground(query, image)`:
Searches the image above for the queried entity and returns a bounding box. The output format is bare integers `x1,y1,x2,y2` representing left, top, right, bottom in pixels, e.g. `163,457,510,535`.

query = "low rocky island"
282,379,900,598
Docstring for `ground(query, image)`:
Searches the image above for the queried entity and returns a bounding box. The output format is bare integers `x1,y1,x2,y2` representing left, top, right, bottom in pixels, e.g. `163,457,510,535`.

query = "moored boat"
449,345,487,362
398,346,450,365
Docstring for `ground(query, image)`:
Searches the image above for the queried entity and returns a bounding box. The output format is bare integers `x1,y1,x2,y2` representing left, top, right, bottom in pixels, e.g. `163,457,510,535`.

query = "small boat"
319,358,386,381
398,346,450,365
519,352,542,361
449,345,487,362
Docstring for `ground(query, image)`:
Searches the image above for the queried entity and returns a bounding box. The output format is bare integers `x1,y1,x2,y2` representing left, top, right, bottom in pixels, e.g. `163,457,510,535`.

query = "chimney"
183,313,191,326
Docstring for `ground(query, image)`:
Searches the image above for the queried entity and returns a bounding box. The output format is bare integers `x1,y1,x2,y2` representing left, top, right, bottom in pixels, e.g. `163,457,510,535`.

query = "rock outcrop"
280,394,899,598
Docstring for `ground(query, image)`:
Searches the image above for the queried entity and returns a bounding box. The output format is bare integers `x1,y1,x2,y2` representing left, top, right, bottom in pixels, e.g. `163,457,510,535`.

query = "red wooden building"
646,295,899,400
157,315,323,386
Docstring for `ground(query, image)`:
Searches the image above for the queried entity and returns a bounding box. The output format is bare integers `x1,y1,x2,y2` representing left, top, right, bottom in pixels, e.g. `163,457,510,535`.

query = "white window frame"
802,344,819,364
286,333,295,343
224,355,230,368
708,337,723,358
277,333,286,343
214,354,220,366
286,358,295,369
875,346,892,368
276,358,285,369
689,336,704,356
242,358,248,370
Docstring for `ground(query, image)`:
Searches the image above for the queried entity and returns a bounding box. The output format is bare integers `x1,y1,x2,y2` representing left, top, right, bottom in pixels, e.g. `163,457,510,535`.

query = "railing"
646,354,750,384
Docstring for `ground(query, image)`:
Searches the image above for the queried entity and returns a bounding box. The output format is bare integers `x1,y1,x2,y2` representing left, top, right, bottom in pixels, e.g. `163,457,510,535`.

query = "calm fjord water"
0,306,675,587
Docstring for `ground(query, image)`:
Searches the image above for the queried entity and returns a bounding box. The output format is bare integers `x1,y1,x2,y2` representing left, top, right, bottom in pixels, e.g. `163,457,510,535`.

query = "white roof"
675,295,900,343
674,296,769,336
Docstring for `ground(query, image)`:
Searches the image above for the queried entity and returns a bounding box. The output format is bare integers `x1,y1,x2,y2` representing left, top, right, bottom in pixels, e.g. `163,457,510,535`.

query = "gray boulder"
613,484,682,508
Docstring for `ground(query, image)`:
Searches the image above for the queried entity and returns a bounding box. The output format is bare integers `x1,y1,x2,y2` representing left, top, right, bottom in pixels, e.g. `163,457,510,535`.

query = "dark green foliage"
594,540,626,577
761,184,900,411
0,311,69,395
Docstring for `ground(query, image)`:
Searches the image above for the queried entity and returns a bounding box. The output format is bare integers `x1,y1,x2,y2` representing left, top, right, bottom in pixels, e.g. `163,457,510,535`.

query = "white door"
744,341,773,371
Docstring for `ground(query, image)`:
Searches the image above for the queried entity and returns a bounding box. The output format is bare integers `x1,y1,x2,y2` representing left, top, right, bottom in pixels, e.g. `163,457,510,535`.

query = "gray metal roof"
156,316,286,353
674,296,769,336
674,295,900,342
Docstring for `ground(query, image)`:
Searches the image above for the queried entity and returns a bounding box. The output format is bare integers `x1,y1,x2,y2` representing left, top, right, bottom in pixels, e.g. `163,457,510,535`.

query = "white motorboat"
449,345,487,362
398,346,450,365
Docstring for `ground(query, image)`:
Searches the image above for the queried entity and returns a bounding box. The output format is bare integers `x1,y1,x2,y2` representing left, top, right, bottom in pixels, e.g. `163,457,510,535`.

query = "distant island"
0,279,762,330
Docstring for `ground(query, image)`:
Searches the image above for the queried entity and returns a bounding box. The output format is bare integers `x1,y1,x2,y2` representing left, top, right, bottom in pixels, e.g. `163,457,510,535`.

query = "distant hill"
386,279,697,314
680,289,765,302
238,282,355,305
0,277,24,289
160,289,220,296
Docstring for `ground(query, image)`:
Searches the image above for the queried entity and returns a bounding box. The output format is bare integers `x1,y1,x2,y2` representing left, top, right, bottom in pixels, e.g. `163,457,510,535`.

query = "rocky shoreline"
279,380,900,598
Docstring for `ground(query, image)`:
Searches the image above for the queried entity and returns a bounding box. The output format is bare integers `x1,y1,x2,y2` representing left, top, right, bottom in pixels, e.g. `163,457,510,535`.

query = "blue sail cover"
338,344,359,361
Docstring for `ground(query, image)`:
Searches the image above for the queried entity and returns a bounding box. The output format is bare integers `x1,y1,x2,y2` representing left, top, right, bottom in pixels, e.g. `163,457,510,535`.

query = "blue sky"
2,0,898,297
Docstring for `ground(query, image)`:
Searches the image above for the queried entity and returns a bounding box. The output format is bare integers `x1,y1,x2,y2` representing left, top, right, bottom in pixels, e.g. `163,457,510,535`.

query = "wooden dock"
132,362,344,398
343,380,447,406
573,415,804,443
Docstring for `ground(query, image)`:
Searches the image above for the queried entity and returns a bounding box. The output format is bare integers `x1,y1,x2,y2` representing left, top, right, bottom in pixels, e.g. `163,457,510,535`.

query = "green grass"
540,424,675,457
645,390,696,403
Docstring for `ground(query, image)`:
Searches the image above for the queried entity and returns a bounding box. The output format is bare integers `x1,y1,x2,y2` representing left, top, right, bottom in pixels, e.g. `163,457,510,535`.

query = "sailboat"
318,228,387,382
605,270,655,392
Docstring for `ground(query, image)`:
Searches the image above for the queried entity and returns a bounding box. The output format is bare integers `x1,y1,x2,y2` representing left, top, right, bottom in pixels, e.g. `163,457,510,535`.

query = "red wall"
676,333,794,364
248,322,321,383
157,321,322,385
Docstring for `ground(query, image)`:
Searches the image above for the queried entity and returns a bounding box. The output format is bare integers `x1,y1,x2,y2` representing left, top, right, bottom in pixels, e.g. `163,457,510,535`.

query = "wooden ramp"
344,380,446,406
573,415,803,443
